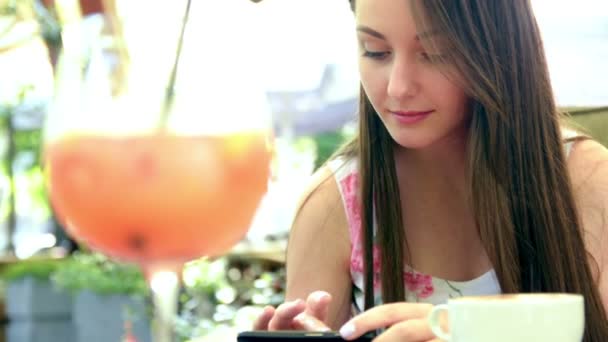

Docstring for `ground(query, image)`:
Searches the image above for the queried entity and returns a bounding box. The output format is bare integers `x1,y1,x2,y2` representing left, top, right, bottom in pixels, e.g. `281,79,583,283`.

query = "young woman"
254,0,608,340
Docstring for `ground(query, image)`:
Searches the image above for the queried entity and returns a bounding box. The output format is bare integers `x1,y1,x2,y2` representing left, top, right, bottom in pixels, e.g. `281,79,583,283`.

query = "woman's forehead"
354,0,421,40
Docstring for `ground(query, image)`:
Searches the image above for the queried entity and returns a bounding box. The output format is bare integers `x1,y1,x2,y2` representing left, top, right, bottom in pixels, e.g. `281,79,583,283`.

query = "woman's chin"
389,131,436,150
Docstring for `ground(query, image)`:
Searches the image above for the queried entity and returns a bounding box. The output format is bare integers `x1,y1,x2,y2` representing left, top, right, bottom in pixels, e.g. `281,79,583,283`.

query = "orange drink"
45,133,271,265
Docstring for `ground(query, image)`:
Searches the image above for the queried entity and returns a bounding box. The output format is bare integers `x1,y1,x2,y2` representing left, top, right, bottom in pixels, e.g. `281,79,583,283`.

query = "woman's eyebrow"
357,25,440,43
356,25,386,40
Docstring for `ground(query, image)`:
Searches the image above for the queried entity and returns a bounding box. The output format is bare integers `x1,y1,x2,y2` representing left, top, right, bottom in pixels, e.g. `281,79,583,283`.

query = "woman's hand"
253,291,333,331
339,303,441,342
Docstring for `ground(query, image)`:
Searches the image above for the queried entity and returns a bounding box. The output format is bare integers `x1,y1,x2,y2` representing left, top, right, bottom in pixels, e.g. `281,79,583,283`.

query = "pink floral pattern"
341,173,361,232
404,270,434,298
350,245,383,289
341,172,436,297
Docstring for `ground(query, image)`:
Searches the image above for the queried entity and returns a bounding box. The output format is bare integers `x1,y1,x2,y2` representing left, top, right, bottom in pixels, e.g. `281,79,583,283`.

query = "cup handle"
427,304,450,341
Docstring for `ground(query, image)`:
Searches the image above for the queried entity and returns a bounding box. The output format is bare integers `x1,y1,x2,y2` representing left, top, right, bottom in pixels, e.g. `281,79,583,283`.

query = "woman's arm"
568,139,608,309
284,165,353,330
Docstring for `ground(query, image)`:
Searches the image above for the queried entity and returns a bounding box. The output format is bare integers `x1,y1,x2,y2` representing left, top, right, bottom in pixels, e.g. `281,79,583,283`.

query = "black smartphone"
237,331,375,341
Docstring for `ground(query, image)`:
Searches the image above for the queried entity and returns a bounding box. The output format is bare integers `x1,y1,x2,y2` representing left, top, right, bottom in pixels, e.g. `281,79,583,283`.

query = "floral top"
326,134,576,314
327,157,501,314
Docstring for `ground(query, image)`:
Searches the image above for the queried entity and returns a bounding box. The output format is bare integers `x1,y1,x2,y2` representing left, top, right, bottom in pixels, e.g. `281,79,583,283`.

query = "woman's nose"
387,59,419,99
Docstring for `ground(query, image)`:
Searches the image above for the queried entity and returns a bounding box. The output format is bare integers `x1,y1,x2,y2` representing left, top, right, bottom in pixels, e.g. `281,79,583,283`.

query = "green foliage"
52,252,148,296
312,131,348,170
182,258,229,295
23,167,50,216
564,108,608,147
14,128,43,165
32,0,62,48
175,257,286,341
0,105,11,119
1,258,63,283
0,0,19,16
0,84,49,221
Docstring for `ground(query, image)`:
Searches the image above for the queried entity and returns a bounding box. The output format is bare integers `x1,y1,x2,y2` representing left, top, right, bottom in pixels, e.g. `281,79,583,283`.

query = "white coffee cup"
427,293,584,342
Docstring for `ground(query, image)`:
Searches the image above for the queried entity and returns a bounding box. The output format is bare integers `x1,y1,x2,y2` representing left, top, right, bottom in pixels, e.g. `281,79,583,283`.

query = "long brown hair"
344,0,608,340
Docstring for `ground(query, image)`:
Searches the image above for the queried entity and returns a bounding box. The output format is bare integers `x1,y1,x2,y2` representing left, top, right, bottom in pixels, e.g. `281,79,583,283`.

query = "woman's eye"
362,50,390,60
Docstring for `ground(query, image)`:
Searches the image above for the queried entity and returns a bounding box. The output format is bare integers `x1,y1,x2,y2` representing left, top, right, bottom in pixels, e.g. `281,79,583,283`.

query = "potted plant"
2,258,73,342
52,252,151,342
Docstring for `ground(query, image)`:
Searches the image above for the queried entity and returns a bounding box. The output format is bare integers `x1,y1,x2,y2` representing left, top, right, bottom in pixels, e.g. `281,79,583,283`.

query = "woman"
255,0,608,340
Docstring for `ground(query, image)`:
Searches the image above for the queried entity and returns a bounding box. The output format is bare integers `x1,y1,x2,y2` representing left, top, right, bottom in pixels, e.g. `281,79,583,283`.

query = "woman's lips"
390,110,434,124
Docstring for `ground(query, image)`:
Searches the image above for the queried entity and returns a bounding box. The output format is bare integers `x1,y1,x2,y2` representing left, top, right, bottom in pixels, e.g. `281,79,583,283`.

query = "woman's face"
355,0,470,149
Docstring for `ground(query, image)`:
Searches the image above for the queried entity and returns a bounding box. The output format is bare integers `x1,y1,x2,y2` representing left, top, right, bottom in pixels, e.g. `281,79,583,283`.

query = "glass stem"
150,270,180,342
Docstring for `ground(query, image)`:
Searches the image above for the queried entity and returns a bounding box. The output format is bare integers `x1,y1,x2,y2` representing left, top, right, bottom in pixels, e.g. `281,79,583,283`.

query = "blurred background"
0,0,605,341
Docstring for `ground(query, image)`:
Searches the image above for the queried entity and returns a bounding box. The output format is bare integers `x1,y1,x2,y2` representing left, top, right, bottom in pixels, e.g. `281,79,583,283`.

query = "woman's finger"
252,306,275,330
268,299,306,330
305,291,332,322
339,303,433,340
373,319,435,342
293,312,332,331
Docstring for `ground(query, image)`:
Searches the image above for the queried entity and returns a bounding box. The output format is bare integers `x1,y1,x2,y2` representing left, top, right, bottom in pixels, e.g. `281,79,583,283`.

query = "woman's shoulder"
566,138,608,220
565,132,607,211
289,155,360,237
287,161,351,265
567,139,608,189
292,158,354,229
567,138,608,245
326,155,358,180
298,164,341,207
566,138,608,296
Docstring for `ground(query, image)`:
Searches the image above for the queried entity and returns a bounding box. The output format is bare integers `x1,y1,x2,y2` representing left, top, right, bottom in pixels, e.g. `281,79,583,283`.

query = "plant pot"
5,277,73,342
72,290,151,342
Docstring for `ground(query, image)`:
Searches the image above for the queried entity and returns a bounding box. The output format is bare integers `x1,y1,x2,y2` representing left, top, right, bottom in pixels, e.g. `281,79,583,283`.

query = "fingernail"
311,291,330,302
339,322,356,339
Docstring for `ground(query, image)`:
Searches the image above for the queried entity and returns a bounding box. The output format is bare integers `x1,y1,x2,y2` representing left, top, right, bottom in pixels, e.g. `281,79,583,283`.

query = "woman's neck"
394,131,469,197
393,130,486,273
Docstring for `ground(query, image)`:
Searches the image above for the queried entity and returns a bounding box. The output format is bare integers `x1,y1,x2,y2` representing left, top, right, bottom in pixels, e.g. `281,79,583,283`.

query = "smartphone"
237,331,375,341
